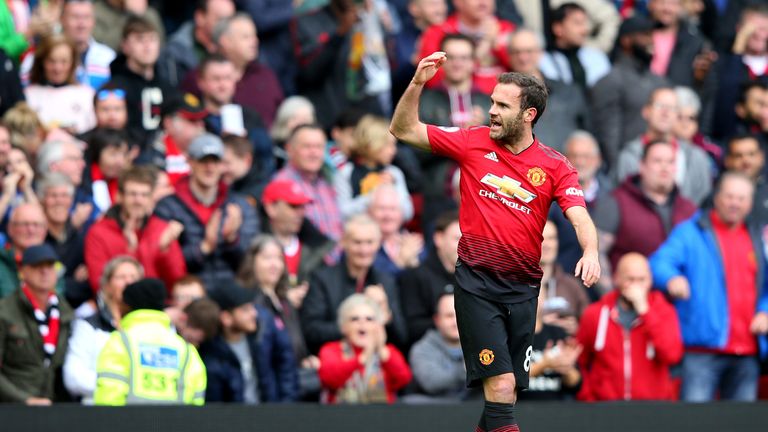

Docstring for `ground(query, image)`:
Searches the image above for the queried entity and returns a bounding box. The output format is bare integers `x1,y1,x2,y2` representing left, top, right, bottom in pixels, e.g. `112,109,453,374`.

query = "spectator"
160,0,235,86
1,102,45,158
407,292,467,402
63,256,143,404
146,92,207,184
21,0,116,90
647,0,717,92
292,0,393,128
335,115,414,221
723,134,768,224
301,214,408,354
0,0,29,62
0,204,63,298
274,124,343,242
269,96,317,149
35,139,96,228
549,130,612,277
616,87,713,204
651,172,768,402
236,234,321,398
418,0,516,94
260,179,335,284
732,82,768,148
507,27,591,152
84,166,187,294
0,124,10,178
596,140,697,277
203,283,299,403
39,173,90,310
519,283,581,401
539,220,590,335
327,108,365,173
94,278,207,405
154,133,259,290
673,85,722,173
237,0,298,96
590,15,669,172
196,54,275,178
82,128,130,214
221,134,263,207
514,0,620,53
181,297,220,348
577,253,683,401
106,14,174,150
78,85,131,146
539,3,612,92
165,275,207,332
392,0,448,100
368,184,424,277
419,33,491,128
399,210,459,347
211,13,284,129
712,4,768,142
93,0,165,51
318,293,412,404
24,35,97,135
0,147,39,228
0,244,74,404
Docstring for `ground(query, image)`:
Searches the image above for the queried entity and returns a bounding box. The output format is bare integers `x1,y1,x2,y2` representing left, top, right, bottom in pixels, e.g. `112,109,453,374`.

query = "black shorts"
454,283,538,390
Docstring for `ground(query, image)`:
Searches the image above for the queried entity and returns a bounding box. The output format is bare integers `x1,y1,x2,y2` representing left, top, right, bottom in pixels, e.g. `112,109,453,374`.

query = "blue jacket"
649,211,768,357
200,305,298,403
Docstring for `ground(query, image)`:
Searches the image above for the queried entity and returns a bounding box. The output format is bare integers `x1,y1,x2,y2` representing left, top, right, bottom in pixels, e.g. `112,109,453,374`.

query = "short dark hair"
333,108,366,130
184,298,221,342
287,123,326,145
122,14,158,40
496,72,548,126
88,128,128,165
198,53,232,77
434,210,459,233
551,2,587,24
118,165,157,193
738,81,767,105
726,133,762,157
439,33,475,53
641,139,675,161
222,134,253,157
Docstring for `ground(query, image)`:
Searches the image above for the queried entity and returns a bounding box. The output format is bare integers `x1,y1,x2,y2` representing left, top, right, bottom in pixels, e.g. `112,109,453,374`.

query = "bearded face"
489,109,526,144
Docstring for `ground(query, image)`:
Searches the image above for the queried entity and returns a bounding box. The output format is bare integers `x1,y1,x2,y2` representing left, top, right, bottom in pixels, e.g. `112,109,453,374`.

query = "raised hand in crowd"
159,220,184,251
364,284,392,325
220,203,243,244
201,209,222,255
666,275,691,300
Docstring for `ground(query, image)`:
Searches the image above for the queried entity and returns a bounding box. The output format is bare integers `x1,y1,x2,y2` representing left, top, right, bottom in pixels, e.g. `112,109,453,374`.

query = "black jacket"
398,254,456,348
300,262,407,354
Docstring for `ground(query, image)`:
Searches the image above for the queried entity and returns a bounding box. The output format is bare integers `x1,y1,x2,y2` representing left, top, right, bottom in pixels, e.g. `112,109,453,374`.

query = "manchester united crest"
479,349,495,366
527,167,546,186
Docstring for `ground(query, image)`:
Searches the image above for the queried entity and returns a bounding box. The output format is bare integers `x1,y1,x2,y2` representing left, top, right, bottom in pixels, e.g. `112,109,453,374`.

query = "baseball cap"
208,284,255,311
161,92,207,121
618,15,655,37
122,278,167,311
262,179,313,206
21,244,59,266
188,133,224,160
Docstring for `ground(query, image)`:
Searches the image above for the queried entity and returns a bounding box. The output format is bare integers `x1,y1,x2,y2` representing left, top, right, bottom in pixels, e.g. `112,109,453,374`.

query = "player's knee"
484,373,517,402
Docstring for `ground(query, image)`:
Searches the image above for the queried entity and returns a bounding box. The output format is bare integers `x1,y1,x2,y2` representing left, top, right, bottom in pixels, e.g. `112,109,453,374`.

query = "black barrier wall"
3,402,767,432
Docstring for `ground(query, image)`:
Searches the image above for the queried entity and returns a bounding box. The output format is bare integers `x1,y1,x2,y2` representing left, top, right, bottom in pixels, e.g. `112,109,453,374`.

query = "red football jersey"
427,125,586,300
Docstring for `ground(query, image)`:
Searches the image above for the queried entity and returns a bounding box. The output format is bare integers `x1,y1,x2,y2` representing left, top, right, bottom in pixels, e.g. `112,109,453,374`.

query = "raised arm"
389,52,447,152
565,206,601,287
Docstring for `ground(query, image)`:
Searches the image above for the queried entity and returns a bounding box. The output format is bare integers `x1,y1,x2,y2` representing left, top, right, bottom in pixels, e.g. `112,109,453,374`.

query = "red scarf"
22,284,61,365
90,163,119,204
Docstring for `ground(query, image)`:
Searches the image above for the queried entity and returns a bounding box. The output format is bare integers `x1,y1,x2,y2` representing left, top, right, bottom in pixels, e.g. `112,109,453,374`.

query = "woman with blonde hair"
333,114,413,221
24,34,96,134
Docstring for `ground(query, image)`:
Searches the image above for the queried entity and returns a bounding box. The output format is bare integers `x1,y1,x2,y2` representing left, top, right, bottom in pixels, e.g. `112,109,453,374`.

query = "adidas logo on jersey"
484,151,499,162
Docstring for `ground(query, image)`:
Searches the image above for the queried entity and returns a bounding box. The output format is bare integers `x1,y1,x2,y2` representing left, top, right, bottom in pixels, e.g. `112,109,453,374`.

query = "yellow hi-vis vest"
93,309,206,405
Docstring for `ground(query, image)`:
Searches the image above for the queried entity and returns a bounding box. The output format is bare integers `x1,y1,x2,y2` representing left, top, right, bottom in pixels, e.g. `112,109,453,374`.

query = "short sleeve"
553,160,587,213
427,125,470,162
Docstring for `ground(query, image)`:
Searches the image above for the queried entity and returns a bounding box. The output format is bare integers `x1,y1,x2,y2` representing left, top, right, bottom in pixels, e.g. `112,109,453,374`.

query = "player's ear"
524,107,537,123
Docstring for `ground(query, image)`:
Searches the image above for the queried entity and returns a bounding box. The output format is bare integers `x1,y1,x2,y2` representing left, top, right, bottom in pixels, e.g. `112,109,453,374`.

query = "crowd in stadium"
0,0,767,406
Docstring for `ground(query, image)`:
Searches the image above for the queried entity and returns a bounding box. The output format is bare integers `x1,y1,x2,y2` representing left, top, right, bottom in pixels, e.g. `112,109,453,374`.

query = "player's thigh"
504,296,538,391
454,286,513,387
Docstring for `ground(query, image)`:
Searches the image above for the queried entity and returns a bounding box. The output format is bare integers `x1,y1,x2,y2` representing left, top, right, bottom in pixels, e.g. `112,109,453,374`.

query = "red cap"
262,179,313,206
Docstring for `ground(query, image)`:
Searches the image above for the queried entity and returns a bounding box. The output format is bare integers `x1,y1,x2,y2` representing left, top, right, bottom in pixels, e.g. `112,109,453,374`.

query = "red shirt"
711,210,758,356
284,237,302,279
164,134,190,185
427,125,585,300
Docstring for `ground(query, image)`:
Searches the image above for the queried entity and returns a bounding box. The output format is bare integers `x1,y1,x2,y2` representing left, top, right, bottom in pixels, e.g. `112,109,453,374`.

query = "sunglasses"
97,89,126,100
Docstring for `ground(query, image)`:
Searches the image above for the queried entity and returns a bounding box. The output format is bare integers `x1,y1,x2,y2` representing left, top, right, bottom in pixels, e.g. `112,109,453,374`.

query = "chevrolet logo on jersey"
481,173,537,203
